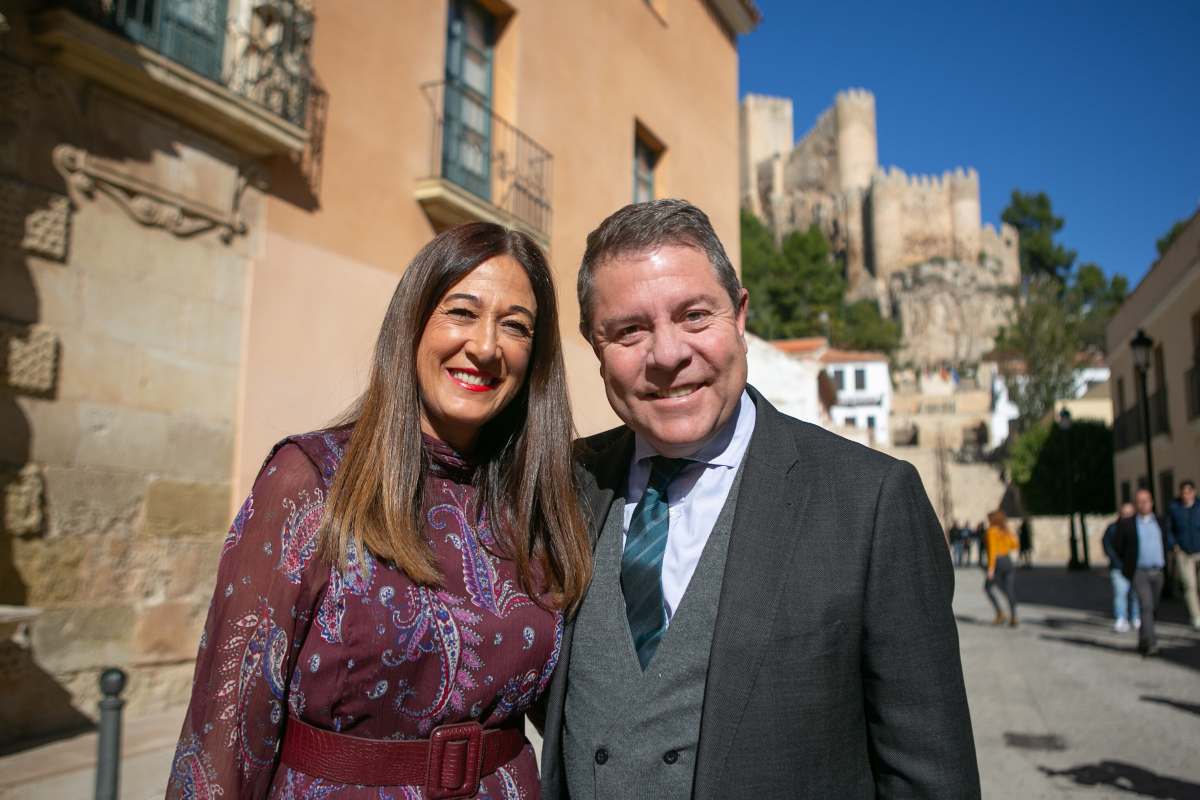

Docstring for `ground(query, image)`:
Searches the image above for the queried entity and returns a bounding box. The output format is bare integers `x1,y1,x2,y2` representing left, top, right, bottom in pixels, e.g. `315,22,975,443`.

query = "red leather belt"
279,717,525,799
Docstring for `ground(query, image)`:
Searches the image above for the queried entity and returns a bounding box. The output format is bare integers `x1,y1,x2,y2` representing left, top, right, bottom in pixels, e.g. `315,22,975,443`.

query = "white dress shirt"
623,390,756,623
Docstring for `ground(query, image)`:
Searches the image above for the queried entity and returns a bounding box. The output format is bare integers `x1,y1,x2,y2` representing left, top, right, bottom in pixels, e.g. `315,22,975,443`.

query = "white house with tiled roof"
771,338,891,446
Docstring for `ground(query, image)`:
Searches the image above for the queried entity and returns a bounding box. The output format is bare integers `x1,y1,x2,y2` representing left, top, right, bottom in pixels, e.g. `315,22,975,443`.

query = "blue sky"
738,0,1200,287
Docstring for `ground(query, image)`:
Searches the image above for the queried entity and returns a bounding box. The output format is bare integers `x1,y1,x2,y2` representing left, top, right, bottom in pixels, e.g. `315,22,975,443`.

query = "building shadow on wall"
1039,760,1200,799
266,77,329,212
0,30,94,750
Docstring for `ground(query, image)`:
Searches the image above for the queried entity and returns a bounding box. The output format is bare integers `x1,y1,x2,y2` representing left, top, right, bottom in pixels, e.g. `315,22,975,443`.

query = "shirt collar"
632,390,756,469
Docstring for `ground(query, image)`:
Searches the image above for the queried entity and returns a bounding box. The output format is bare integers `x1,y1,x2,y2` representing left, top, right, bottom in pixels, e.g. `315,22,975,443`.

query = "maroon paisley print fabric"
167,428,562,799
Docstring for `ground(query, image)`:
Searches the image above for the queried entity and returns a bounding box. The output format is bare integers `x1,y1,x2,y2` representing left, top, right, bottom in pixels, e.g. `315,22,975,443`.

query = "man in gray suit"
537,199,979,798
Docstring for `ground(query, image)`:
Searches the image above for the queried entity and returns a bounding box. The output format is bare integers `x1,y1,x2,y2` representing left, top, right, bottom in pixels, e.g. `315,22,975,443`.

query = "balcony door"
115,0,227,82
444,0,494,202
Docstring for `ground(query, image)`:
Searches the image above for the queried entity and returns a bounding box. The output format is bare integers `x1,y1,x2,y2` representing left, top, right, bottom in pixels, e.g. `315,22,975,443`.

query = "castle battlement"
835,87,875,109
871,165,980,197
947,167,979,193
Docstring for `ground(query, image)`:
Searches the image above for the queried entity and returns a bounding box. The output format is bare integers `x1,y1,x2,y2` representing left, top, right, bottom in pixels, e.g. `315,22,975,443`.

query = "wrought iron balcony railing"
1113,405,1142,452
1113,390,1172,451
1149,388,1170,437
48,0,323,131
422,80,553,240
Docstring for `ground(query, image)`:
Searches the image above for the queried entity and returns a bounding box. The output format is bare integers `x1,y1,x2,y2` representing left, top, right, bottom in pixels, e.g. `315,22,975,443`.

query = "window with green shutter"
633,136,657,204
443,0,495,202
112,0,228,82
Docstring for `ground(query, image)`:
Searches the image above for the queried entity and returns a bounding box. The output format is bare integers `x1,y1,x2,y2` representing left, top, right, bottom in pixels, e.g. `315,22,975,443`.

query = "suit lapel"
694,389,810,797
582,430,634,547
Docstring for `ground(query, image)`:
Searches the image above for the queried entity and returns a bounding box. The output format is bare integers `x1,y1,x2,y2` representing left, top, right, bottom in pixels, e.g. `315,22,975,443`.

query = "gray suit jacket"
538,387,980,798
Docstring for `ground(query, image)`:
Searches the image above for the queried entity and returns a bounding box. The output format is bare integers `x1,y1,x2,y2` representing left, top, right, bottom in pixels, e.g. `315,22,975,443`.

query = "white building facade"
824,352,892,445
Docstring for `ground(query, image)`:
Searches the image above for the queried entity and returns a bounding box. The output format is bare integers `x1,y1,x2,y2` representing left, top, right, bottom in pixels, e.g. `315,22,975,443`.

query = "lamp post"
1059,407,1081,570
1131,328,1156,507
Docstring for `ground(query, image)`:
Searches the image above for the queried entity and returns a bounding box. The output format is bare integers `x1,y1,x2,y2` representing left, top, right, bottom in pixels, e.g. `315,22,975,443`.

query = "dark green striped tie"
622,455,690,670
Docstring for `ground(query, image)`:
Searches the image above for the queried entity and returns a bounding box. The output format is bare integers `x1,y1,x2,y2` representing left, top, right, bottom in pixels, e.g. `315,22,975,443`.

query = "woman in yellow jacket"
985,510,1020,626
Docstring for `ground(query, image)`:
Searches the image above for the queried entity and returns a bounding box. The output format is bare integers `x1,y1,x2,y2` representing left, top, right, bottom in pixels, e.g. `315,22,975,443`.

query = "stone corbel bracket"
52,143,251,242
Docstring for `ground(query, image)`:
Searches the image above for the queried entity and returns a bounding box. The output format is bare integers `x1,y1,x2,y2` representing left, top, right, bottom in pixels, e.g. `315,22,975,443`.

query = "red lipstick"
447,367,498,393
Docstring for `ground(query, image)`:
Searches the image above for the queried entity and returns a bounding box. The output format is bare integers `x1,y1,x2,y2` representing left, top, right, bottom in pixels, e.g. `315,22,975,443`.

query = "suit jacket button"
662,749,679,765
595,747,609,765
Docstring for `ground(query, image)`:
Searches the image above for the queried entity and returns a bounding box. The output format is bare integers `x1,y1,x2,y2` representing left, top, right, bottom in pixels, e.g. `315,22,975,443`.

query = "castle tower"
867,166,907,284
949,167,981,263
842,188,869,293
834,89,877,193
740,95,794,216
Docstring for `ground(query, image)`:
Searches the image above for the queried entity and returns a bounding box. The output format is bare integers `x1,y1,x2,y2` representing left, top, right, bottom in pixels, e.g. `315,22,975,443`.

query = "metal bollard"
95,667,127,800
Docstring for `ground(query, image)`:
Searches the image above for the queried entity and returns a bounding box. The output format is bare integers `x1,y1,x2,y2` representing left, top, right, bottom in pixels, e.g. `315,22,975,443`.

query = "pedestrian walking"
976,522,988,568
1103,502,1140,633
1168,479,1200,630
1018,518,1034,568
950,519,967,567
1114,489,1174,657
984,510,1019,626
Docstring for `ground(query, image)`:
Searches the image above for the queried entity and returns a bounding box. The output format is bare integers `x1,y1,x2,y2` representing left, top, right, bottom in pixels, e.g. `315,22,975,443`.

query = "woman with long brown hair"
984,509,1020,627
167,223,592,799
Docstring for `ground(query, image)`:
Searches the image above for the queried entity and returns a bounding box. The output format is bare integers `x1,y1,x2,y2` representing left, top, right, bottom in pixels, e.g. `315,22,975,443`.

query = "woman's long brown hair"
320,223,592,614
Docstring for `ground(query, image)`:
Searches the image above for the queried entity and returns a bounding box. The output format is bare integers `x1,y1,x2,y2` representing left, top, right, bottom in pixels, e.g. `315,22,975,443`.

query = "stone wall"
1016,515,1112,567
0,38,259,746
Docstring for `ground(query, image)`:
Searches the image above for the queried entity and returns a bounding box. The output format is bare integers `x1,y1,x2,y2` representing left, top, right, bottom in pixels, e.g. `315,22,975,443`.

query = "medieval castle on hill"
740,89,1021,366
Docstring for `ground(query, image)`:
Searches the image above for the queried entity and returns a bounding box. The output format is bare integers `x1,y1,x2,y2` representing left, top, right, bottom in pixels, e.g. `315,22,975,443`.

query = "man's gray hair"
577,199,741,337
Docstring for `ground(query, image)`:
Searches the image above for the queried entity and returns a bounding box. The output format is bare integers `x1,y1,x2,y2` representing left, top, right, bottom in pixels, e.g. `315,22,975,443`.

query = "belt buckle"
426,721,484,799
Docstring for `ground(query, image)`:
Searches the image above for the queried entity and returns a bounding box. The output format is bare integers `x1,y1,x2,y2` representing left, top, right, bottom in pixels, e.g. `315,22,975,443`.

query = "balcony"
34,0,325,158
416,80,553,249
1188,366,1200,422
1113,405,1143,452
1150,388,1170,437
1113,390,1171,451
834,394,885,408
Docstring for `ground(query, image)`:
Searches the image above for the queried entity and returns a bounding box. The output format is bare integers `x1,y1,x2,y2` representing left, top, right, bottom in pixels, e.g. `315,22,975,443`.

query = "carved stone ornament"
3,464,45,538
1,319,59,395
0,175,71,261
51,143,252,242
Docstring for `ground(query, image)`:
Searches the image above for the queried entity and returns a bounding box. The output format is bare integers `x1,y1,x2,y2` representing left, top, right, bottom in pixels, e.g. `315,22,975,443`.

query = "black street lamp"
1059,407,1082,570
1131,328,1156,507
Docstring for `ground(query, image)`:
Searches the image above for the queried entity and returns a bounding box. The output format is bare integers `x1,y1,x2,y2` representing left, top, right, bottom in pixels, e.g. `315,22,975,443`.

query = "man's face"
1119,502,1135,519
587,245,748,458
1182,484,1196,506
1135,489,1154,517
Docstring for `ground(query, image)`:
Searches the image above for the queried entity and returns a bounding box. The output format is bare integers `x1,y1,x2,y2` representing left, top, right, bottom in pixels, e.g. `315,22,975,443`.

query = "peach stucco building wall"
236,1,746,497
1106,210,1200,508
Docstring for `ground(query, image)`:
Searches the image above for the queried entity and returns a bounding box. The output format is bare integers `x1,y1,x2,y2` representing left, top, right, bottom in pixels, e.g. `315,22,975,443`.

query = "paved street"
2,565,1198,798
957,564,1200,799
